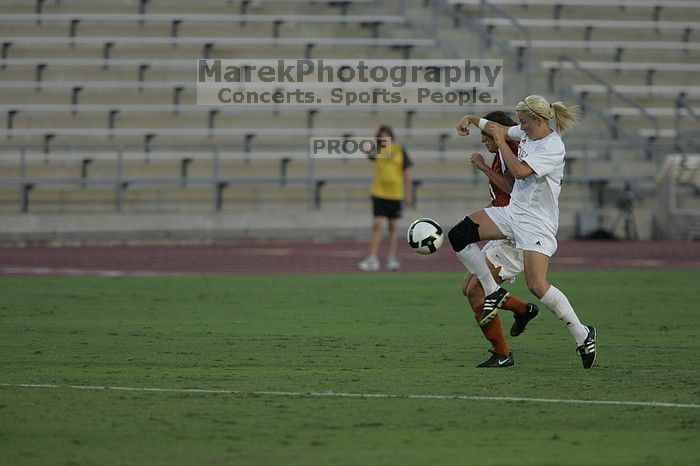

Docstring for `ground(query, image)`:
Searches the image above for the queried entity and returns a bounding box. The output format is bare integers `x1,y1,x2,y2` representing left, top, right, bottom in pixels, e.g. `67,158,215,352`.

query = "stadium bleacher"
0,0,698,240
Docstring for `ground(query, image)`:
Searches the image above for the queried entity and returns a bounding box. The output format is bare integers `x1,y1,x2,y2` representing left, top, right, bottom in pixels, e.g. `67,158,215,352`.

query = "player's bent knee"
448,217,480,252
528,282,548,299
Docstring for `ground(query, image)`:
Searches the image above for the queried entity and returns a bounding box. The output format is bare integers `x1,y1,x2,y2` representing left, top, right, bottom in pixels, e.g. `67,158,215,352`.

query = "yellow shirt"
370,144,411,201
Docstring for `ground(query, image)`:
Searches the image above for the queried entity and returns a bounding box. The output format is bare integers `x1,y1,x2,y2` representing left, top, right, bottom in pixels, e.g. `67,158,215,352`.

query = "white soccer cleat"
358,255,380,272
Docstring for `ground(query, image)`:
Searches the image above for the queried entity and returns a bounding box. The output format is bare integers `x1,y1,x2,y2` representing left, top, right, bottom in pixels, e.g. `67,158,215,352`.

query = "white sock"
540,285,588,345
456,244,499,295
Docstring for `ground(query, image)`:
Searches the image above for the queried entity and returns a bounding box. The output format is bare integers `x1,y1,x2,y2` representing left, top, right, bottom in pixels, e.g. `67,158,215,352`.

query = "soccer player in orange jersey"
462,111,539,368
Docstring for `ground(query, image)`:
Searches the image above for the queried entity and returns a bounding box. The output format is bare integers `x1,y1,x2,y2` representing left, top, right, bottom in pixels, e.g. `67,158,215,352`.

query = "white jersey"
506,125,565,235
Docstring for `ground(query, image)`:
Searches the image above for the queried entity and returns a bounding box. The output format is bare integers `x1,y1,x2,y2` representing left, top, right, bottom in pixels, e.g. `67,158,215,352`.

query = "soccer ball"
407,218,444,255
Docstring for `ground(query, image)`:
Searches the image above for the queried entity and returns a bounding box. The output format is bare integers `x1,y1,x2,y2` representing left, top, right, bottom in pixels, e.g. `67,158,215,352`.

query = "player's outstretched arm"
456,115,479,135
456,115,515,143
481,120,517,143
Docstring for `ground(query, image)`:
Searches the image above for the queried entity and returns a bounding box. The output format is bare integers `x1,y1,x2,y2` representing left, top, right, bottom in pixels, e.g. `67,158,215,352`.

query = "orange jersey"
489,139,519,207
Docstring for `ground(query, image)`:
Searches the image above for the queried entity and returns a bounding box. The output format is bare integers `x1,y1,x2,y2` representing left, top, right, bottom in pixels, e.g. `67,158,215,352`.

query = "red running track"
0,241,698,276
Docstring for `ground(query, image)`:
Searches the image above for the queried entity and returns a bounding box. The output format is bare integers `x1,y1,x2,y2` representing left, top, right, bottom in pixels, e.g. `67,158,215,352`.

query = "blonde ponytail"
516,95,580,134
550,101,580,134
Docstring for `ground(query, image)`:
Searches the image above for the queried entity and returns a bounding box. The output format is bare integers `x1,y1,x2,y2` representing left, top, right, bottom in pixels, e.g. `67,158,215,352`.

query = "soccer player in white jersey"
449,95,597,369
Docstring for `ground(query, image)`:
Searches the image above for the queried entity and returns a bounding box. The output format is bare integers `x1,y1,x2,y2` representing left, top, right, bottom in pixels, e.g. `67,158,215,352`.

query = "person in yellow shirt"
358,126,414,272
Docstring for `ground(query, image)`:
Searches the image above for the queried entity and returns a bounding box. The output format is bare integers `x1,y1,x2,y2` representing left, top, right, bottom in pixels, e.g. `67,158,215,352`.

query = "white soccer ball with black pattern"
407,218,444,255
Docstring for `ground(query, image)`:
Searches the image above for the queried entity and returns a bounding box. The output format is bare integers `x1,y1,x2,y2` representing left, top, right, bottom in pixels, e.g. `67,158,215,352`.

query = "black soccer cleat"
510,303,540,337
476,350,514,368
576,325,597,369
478,287,510,326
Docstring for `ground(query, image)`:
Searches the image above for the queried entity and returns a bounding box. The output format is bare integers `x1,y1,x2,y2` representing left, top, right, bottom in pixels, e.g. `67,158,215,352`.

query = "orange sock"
473,304,510,356
502,295,528,315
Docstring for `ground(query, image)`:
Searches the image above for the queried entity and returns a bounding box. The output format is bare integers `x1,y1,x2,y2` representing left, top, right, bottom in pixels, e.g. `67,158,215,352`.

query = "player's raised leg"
523,250,597,368
505,298,540,337
448,209,509,325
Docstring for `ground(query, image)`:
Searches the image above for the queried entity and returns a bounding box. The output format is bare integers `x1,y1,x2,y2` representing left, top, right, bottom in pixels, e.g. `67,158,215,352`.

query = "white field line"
1,383,698,409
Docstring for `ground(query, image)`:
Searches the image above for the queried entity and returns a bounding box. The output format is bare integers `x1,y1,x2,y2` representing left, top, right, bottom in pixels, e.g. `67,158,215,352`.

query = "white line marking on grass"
1,383,698,409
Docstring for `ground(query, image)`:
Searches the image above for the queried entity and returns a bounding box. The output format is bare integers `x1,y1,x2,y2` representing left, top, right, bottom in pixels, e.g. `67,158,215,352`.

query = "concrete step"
6,1,386,16
456,2,700,22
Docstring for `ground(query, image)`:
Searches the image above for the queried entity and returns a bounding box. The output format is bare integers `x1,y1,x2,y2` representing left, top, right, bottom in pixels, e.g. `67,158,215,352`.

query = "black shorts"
372,196,403,219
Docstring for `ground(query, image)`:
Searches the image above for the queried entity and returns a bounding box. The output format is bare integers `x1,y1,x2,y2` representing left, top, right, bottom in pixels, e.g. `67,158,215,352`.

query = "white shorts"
484,205,558,257
482,240,524,283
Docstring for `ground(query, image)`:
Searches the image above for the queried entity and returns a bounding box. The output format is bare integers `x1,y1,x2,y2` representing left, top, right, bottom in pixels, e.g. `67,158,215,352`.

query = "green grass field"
1,271,698,465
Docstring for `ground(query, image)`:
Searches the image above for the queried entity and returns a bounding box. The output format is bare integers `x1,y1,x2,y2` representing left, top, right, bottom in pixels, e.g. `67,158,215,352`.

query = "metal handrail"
553,55,661,162
434,0,532,93
434,0,516,58
478,0,531,47
479,0,533,91
557,55,659,133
